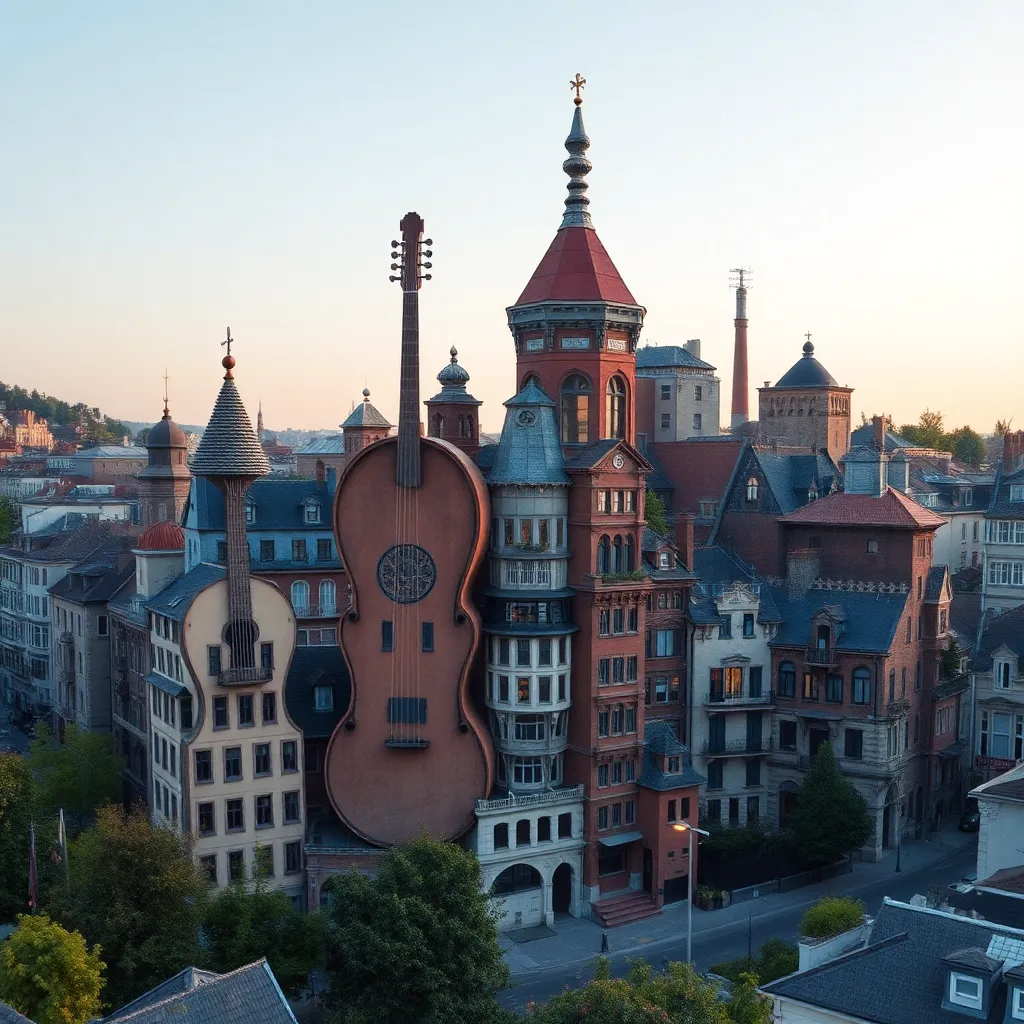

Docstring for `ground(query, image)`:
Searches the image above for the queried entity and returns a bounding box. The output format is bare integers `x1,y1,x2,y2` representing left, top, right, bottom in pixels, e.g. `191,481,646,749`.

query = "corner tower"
138,382,192,527
506,78,646,448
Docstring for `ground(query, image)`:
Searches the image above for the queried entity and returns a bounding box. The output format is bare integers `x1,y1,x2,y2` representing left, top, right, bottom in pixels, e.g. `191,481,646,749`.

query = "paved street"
499,831,977,1013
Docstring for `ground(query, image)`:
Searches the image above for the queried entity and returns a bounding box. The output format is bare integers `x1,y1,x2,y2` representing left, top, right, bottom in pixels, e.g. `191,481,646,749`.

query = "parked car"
959,801,980,833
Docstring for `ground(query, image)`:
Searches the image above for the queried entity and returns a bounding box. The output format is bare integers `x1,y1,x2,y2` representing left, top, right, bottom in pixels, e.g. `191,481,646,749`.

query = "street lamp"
672,821,711,965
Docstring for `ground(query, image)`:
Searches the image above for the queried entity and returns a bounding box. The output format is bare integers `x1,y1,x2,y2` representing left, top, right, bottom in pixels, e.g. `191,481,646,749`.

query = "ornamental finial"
560,75,592,229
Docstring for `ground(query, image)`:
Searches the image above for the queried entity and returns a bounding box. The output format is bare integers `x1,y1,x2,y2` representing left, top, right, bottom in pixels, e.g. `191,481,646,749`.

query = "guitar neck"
223,479,255,664
397,288,421,488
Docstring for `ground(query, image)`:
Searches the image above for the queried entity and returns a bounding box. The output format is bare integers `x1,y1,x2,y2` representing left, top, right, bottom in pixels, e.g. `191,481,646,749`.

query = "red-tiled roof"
778,487,947,529
515,227,637,306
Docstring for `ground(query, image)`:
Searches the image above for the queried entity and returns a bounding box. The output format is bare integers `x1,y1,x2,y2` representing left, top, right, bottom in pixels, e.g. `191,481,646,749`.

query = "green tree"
527,958,772,1024
940,637,962,680
28,724,122,836
0,913,104,1024
46,805,207,1009
645,489,668,535
0,752,36,921
947,425,984,466
203,851,327,996
899,408,946,450
794,742,873,866
0,495,15,545
323,836,510,1024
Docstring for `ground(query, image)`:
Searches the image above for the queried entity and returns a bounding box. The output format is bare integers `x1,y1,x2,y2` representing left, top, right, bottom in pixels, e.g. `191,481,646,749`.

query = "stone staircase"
592,891,663,928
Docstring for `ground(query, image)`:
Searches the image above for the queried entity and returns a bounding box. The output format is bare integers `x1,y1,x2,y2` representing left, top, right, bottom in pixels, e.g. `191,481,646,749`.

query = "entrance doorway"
552,863,572,914
642,848,653,894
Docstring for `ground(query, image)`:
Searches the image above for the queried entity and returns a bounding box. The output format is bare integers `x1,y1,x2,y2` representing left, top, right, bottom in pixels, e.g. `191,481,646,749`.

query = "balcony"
292,603,338,619
704,689,775,709
218,666,273,686
805,646,836,668
476,784,584,812
769,748,908,778
701,737,774,758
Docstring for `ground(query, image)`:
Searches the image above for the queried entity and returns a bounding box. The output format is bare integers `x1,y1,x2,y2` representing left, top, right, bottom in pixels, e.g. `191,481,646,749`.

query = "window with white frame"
1013,986,1024,1020
980,709,1024,759
304,502,321,524
949,973,982,1010
988,561,1024,586
990,520,1024,544
1011,486,1024,502
996,661,1013,689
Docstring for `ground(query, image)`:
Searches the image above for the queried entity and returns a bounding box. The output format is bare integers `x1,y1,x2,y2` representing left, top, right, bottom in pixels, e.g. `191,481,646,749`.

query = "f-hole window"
560,374,590,444
606,376,627,439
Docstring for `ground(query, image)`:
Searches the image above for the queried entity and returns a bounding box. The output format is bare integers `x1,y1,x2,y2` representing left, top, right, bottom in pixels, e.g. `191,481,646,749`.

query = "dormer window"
1013,985,1024,1020
666,755,681,773
948,973,982,1010
659,551,670,569
244,501,257,524
303,501,321,524
746,477,759,502
996,661,1013,688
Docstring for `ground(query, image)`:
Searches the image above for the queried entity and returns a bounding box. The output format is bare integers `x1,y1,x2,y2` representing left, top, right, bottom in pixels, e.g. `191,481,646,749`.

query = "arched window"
465,415,474,438
458,414,466,437
625,535,636,571
852,666,872,705
491,864,542,896
560,374,590,444
319,580,336,616
290,580,310,614
746,477,759,502
597,535,611,575
431,413,444,437
778,661,796,697
606,376,627,439
613,535,624,573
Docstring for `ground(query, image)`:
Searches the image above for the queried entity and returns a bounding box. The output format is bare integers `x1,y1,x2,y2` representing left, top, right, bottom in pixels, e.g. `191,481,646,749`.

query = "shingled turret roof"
341,389,391,429
191,348,270,479
487,381,569,487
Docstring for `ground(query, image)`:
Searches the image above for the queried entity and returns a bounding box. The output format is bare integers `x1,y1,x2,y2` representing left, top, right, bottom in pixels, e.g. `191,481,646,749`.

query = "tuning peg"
391,240,399,248
423,238,433,246
391,250,400,259
423,249,433,258
421,262,432,269
423,273,432,281
391,263,399,270
389,275,400,282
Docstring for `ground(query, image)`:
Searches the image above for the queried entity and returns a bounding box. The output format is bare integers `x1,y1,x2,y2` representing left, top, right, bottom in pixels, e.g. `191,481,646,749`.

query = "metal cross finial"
569,73,586,105
163,368,170,415
804,331,813,343
222,327,233,357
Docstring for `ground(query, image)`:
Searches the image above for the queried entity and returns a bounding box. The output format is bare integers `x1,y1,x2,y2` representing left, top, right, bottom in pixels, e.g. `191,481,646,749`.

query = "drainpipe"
688,623,695,754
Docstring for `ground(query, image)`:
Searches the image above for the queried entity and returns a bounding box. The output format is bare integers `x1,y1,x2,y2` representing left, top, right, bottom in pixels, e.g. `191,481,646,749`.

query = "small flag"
28,823,37,910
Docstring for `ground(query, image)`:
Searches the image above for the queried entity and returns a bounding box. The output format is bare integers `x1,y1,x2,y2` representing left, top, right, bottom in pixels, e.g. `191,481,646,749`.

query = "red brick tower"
505,80,701,917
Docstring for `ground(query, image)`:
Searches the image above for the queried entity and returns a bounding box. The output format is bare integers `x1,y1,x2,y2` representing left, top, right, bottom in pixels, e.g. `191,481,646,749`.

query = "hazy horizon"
2,2,1021,436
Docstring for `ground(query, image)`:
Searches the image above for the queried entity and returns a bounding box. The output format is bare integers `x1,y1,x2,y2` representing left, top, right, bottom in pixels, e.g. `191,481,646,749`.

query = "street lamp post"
673,821,711,965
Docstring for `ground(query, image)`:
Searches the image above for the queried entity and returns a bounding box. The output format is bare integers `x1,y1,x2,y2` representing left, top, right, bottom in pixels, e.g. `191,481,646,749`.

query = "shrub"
711,940,798,985
800,896,865,939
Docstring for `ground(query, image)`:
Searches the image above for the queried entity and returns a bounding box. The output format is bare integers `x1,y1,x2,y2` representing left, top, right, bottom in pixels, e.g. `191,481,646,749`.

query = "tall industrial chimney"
730,268,750,431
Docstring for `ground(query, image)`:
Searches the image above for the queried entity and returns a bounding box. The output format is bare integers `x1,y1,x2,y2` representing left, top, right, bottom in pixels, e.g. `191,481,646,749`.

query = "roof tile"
778,487,947,529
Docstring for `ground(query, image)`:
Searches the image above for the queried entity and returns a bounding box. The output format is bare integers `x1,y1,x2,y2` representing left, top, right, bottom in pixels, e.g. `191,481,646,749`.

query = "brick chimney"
787,548,820,598
685,339,701,360
674,513,695,571
872,414,888,448
1003,430,1024,473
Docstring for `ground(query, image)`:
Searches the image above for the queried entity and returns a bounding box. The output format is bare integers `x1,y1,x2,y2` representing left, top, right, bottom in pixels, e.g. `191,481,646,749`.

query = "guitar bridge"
384,737,430,749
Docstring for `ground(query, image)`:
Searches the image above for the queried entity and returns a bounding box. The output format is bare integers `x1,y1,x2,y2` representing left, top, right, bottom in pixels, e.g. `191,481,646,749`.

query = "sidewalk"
500,825,977,976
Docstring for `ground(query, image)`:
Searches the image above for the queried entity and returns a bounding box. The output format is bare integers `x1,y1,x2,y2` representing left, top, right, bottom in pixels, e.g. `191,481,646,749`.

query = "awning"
145,671,188,699
939,740,967,759
598,830,644,848
794,709,843,722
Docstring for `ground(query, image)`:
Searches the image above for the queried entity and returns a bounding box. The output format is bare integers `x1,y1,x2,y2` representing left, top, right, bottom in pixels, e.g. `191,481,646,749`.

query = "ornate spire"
162,368,171,418
436,346,471,389
560,74,593,229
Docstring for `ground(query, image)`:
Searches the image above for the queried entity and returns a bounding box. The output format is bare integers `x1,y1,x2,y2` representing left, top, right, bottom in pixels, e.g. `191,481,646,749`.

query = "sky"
1,1,1021,436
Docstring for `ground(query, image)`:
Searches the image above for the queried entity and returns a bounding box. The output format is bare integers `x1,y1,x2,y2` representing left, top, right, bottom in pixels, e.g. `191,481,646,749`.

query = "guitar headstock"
389,212,433,290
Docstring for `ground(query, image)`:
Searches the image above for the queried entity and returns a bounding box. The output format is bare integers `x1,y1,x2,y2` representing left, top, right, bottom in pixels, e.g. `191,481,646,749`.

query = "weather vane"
570,73,586,105
222,326,233,358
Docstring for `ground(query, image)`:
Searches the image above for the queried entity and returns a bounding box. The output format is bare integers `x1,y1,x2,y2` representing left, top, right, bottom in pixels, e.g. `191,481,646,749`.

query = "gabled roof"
48,550,134,605
750,449,842,515
762,899,1024,1024
987,464,1024,519
284,646,350,739
768,586,908,654
103,959,296,1024
293,435,345,456
971,762,1024,805
513,227,638,306
144,562,225,622
637,720,704,792
778,487,947,529
486,383,569,487
561,439,653,474
635,345,716,372
975,605,1024,666
925,565,949,602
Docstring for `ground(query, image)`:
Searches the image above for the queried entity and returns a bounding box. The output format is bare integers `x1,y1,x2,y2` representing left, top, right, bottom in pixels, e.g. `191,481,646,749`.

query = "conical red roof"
515,227,637,306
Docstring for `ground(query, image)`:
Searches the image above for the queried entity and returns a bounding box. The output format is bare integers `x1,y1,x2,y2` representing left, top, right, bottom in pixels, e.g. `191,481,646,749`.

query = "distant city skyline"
1,2,1020,435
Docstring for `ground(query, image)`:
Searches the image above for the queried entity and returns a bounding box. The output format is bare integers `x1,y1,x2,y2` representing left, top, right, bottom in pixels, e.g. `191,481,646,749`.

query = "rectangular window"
194,749,212,784
611,803,622,827
613,607,625,634
284,841,302,875
803,673,819,700
538,638,552,666
261,692,276,724
706,799,721,825
517,677,530,703
255,794,274,828
598,764,609,788
660,413,671,430
598,658,610,686
260,642,273,670
284,790,301,824
598,708,609,737
237,694,254,727
170,745,177,778
217,541,228,564
660,384,671,400
707,761,723,789
226,798,244,832
845,729,864,760
228,849,245,880
742,613,755,638
749,666,763,696
779,720,797,750
598,805,609,830
197,801,215,836
292,539,307,562
517,639,531,666
826,673,843,703
282,740,298,773
612,657,625,684
314,685,334,710
254,743,272,777
421,622,434,653
199,855,217,885
381,621,393,652
260,539,275,562
224,747,242,781
611,705,624,734
538,676,552,702
597,490,609,513
599,609,610,635
693,413,702,431
180,696,193,731
746,759,761,786
161,737,168,770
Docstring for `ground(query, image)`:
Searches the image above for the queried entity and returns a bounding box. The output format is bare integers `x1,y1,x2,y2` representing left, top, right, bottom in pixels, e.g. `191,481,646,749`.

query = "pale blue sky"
1,1,1021,435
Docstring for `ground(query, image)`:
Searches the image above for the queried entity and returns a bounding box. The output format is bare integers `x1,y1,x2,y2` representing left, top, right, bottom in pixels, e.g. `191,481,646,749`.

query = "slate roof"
340,393,391,429
642,446,675,494
514,226,638,306
21,521,137,564
635,345,716,372
925,564,948,602
191,374,271,478
762,899,1024,1024
284,645,350,739
987,465,1024,519
748,449,841,515
940,884,1024,930
637,720,705,792
768,585,908,654
690,545,783,624
103,958,296,1023
474,444,499,473
426,348,480,406
561,439,653,474
976,605,1024,667
778,487,947,529
486,383,569,487
850,424,920,450
74,445,149,459
144,563,225,622
972,763,1024,805
187,476,335,532
0,1003,34,1024
292,435,345,456
772,342,840,388
48,551,134,606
